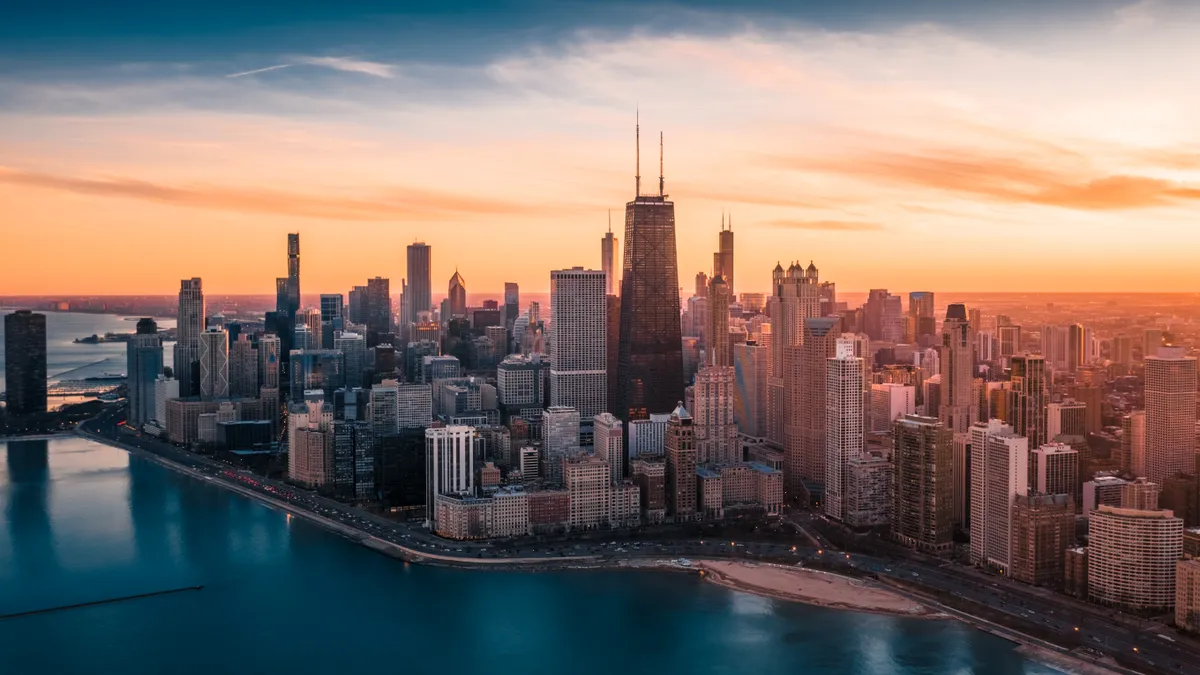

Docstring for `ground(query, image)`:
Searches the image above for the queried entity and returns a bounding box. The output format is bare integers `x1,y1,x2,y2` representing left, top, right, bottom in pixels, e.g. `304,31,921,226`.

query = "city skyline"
7,1,1200,294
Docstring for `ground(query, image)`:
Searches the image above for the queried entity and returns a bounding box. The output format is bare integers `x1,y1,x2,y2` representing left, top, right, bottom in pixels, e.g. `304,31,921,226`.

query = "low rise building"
697,467,724,520
1178,558,1200,633
845,451,892,528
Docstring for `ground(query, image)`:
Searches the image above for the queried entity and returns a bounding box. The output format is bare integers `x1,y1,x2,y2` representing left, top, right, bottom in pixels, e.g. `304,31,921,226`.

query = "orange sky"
5,8,1200,296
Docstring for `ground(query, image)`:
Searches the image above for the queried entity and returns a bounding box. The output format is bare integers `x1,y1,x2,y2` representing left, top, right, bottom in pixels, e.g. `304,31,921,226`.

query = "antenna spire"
721,210,725,230
607,209,612,233
658,131,664,197
635,108,641,197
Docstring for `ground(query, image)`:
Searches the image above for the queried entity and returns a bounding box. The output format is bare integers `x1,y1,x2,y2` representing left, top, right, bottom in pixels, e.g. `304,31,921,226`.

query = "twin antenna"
634,109,665,198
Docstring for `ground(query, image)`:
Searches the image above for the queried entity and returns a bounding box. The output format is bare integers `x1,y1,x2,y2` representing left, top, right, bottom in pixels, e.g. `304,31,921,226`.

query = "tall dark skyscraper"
126,318,162,427
713,214,734,297
4,310,47,415
504,282,519,335
274,234,301,381
174,277,205,396
616,123,683,421
365,277,392,347
406,242,432,325
287,232,301,310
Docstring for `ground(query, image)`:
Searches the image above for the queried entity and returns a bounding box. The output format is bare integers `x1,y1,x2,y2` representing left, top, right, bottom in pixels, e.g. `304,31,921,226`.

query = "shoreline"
69,430,1132,675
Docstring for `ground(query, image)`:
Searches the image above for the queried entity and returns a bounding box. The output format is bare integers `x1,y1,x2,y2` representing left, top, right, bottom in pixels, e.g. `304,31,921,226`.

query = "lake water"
0,437,1059,675
0,310,176,401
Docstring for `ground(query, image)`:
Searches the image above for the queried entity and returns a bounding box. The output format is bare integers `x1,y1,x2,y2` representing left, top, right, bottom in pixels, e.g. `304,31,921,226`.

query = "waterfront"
0,437,1059,675
0,310,176,395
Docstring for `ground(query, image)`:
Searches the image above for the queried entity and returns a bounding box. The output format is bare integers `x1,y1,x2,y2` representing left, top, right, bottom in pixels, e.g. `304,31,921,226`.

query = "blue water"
0,438,1058,675
0,310,176,391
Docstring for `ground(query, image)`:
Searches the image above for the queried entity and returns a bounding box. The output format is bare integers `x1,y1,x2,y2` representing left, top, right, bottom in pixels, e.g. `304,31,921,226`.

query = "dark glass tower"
4,310,48,415
406,242,432,325
616,125,683,421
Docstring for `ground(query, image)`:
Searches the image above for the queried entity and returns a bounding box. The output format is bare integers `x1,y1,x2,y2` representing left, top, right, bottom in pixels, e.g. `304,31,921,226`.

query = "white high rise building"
549,268,607,421
198,328,229,400
593,412,624,484
969,419,1028,572
1089,506,1183,612
629,412,670,458
870,383,916,433
425,425,479,530
1144,346,1197,483
824,337,864,522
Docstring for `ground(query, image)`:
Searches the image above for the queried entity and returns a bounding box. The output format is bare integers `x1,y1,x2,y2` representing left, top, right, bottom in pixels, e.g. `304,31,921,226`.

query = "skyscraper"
258,334,281,391
504,282,520,334
406,242,432,326
824,337,864,522
287,232,301,311
665,402,697,520
892,415,954,555
593,412,624,484
707,274,731,367
549,268,607,421
969,419,1028,572
714,214,734,296
365,277,391,347
787,316,839,499
199,328,230,400
174,277,205,397
447,269,467,320
601,216,618,296
228,333,258,398
4,310,47,415
692,365,738,465
616,124,683,421
543,405,580,484
732,342,768,439
425,425,479,530
908,291,935,343
1007,353,1048,448
767,261,823,444
939,304,974,435
1145,346,1198,483
126,318,163,427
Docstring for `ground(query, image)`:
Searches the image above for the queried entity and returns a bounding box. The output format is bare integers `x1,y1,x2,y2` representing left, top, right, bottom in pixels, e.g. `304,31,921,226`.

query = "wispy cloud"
226,63,295,78
0,167,578,220
765,219,884,231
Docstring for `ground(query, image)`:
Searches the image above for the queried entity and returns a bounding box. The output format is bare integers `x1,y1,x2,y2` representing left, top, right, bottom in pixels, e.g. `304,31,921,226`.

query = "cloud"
765,219,884,231
296,56,395,78
0,167,577,221
779,149,1200,210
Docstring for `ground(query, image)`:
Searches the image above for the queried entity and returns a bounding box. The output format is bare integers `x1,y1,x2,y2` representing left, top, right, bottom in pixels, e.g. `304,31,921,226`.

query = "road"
77,403,1200,675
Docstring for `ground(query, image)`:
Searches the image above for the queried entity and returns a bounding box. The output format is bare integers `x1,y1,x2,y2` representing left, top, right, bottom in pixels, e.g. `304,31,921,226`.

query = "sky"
4,0,1200,296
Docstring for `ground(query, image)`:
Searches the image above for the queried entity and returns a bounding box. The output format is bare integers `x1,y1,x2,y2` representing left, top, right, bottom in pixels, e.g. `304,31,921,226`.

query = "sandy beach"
697,560,937,617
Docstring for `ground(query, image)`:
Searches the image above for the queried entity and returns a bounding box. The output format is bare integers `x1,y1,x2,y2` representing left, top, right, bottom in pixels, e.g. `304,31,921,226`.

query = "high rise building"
863,289,904,343
615,124,683,421
892,415,954,555
1122,477,1162,511
4,310,48,416
1047,400,1087,440
334,332,368,390
787,316,840,499
406,242,432,326
1010,493,1075,587
939,304,974,435
1088,505,1183,612
969,419,1028,572
694,272,709,299
320,294,343,325
707,274,732,367
593,412,624,484
665,403,697,521
692,365,738,465
732,342,768,439
504,282,520,334
365,277,391,347
908,291,936,343
1178,559,1200,633
348,285,368,325
286,232,301,312
714,215,734,296
1145,346,1198,483
870,383,916,433
1031,442,1080,511
1121,410,1147,476
228,333,258,398
845,451,893,528
543,405,580,484
299,308,323,350
997,325,1022,367
369,380,400,436
398,383,433,429
447,270,467,319
126,318,162,427
258,334,281,391
1067,323,1086,372
1007,354,1048,448
199,328,230,400
174,277,205,396
425,425,479,530
601,218,618,296
824,338,864,522
549,268,607,421
767,261,823,444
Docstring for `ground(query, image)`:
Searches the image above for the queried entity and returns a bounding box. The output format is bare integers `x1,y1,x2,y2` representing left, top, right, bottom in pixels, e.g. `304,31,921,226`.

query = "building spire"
721,209,725,230
658,131,664,197
607,209,612,233
635,108,641,197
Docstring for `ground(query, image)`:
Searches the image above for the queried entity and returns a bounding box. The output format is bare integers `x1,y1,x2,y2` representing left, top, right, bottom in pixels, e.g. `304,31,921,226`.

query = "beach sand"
697,560,936,617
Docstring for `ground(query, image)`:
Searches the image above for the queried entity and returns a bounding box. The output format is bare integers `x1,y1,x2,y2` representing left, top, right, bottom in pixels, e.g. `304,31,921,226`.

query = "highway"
77,403,1200,675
